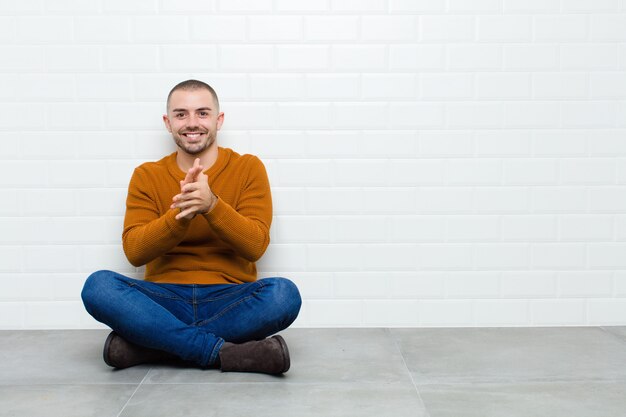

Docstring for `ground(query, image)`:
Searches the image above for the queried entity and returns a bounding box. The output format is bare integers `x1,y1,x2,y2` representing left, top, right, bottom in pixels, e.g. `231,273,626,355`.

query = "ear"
216,112,225,131
162,114,172,133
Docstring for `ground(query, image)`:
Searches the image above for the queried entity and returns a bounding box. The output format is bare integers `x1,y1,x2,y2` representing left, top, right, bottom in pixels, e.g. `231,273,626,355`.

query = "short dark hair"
166,79,220,112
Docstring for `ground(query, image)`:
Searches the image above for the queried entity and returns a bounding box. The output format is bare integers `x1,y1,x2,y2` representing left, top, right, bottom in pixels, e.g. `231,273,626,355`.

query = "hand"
171,158,217,220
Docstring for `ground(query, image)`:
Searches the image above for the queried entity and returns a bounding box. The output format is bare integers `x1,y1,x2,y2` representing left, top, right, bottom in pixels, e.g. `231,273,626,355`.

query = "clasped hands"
171,158,217,220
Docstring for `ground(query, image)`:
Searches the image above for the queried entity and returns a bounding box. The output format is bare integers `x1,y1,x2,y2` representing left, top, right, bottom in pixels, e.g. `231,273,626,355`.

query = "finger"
181,183,200,193
175,207,196,220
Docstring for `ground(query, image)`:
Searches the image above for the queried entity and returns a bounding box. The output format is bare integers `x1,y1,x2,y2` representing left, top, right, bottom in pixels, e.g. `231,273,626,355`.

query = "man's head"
163,80,224,156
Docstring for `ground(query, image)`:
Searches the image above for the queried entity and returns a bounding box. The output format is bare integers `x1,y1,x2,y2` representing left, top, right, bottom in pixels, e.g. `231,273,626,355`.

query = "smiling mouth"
182,132,204,140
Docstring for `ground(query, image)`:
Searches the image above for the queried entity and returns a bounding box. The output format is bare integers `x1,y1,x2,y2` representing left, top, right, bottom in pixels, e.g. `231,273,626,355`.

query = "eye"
175,113,185,119
199,111,209,117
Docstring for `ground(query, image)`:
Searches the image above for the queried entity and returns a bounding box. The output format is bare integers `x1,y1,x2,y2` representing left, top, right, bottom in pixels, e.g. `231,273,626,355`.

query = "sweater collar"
166,147,231,180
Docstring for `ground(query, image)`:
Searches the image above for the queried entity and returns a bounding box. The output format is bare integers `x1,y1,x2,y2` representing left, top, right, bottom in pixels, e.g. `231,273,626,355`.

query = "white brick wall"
1,1,625,329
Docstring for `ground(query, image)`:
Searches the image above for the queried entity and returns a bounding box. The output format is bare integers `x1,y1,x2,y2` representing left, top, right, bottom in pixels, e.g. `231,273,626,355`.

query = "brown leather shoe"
218,335,290,375
103,331,175,369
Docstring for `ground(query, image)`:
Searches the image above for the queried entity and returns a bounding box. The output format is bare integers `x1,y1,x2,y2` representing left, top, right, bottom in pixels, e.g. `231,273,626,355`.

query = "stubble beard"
174,130,215,156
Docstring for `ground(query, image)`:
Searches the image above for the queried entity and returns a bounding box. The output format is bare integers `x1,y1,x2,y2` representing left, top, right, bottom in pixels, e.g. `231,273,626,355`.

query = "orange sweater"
122,147,272,285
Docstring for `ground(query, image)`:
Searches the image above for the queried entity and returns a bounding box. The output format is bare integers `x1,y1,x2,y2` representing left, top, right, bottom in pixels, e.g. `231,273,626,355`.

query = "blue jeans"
81,270,302,367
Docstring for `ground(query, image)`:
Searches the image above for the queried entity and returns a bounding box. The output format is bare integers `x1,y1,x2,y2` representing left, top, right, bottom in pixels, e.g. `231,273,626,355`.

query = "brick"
47,0,100,13
418,244,473,270
0,0,43,13
389,0,446,12
532,244,586,269
478,15,531,41
390,45,445,70
446,216,500,241
278,273,331,299
305,74,360,99
249,16,303,41
275,0,329,11
273,216,331,243
332,216,387,242
193,74,249,100
76,132,136,159
592,14,626,41
534,15,588,41
500,271,557,298
532,187,587,212
46,103,103,130
21,189,76,216
103,0,158,13
448,44,502,70
588,300,626,325
419,300,473,326
362,244,418,270
104,102,162,130
104,46,159,72
75,17,130,42
590,72,626,98
389,159,445,185
389,103,445,128
131,74,183,101
276,160,332,186
161,46,218,71
533,73,587,99
504,45,558,70
474,187,530,213
615,271,626,296
25,246,79,272
561,44,620,70
589,243,626,268
390,215,446,242
504,0,559,12
0,161,47,187
277,46,329,70
475,244,529,269
106,160,143,187
15,74,75,101
446,272,500,298
418,187,473,213
191,16,246,41
476,73,531,99
444,159,502,185
160,0,214,12
531,300,586,326
17,17,73,43
331,45,386,70
363,300,420,326
562,101,617,128
248,131,307,158
0,18,15,42
333,103,388,129
331,0,385,12
448,0,501,12
560,159,615,184
217,103,275,129
133,17,190,41
389,273,446,298
331,273,388,298
505,102,560,128
474,300,530,325
307,188,364,214
361,131,417,158
418,131,473,157
257,244,307,271
333,160,388,186
503,158,558,185
272,188,305,214
216,0,272,12
558,271,613,297
421,73,473,99
420,16,474,41
305,16,358,41
307,244,362,271
304,131,359,158
563,0,620,11
447,103,504,128
48,161,106,187
475,130,531,156
0,46,45,71
277,103,332,129
501,215,557,241
361,16,418,41
362,74,418,99
250,74,303,100
218,45,274,70
80,244,135,273
532,130,587,156
0,247,22,272
77,189,127,216
77,74,132,101
363,188,417,214
306,300,363,327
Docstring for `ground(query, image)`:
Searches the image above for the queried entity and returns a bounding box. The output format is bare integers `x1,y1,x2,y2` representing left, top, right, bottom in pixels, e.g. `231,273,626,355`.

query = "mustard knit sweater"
122,147,272,285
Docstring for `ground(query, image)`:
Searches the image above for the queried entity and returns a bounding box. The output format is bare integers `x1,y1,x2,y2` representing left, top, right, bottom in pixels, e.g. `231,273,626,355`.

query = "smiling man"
81,80,301,374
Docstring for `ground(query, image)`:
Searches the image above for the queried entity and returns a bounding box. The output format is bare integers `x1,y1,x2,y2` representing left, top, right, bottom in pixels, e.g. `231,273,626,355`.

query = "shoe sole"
102,331,117,368
272,335,290,374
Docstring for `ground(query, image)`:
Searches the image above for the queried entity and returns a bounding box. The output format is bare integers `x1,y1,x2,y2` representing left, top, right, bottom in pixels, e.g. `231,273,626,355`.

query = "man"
81,80,301,374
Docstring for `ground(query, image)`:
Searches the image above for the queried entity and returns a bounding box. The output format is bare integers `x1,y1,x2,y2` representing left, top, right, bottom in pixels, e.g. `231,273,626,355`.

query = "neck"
176,143,219,173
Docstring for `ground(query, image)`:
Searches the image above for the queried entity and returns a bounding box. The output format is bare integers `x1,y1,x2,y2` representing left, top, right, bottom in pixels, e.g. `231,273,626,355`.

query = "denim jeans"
81,270,302,367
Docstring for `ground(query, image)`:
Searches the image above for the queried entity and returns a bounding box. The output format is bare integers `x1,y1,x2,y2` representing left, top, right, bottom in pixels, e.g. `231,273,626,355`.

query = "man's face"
163,88,224,156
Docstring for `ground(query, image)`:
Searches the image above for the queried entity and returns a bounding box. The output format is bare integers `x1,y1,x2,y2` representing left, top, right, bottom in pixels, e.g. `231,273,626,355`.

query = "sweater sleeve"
122,167,191,267
201,156,272,262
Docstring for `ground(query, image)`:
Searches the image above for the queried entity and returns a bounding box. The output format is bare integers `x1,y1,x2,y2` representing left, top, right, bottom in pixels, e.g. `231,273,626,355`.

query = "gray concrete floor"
1,327,626,417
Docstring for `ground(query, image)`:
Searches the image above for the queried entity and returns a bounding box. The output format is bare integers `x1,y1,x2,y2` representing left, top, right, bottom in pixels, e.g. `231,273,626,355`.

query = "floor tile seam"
116,368,152,417
413,377,626,386
0,382,149,386
386,328,433,417
137,380,416,386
